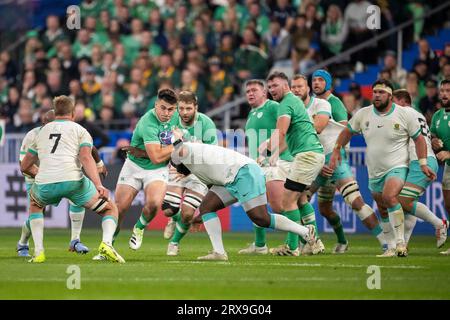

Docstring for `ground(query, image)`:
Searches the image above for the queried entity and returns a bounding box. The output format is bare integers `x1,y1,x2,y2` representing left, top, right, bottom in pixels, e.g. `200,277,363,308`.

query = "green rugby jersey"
176,112,218,145
430,108,450,165
277,92,323,156
245,99,293,161
128,109,178,170
326,93,348,122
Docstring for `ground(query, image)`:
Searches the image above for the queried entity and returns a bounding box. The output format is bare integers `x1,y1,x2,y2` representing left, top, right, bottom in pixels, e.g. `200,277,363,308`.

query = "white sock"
102,216,117,245
202,213,225,255
388,204,405,245
404,213,417,244
29,213,44,256
381,217,396,249
414,202,443,229
19,219,32,245
270,214,311,241
69,208,85,241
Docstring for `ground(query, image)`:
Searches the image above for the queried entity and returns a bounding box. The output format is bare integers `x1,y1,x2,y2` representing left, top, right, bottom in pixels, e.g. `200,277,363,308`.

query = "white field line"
165,261,426,269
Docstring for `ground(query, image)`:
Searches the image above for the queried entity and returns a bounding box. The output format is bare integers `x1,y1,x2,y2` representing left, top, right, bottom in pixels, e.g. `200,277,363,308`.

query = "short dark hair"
372,79,394,92
157,88,178,105
393,89,412,105
266,71,289,82
441,79,450,87
178,90,198,105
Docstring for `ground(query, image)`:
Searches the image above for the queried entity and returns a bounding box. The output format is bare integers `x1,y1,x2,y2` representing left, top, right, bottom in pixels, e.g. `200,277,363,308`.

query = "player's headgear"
312,69,332,91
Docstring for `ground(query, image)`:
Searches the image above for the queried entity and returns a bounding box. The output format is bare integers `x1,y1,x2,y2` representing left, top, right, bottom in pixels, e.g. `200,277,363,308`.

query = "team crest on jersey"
257,112,263,118
394,123,400,130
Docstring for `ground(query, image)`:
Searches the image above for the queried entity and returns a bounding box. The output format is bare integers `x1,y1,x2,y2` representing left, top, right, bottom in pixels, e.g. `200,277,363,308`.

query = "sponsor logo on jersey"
394,123,400,130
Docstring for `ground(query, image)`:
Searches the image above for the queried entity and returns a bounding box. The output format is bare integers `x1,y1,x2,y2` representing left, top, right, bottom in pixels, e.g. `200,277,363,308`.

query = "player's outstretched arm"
329,127,353,170
79,146,108,198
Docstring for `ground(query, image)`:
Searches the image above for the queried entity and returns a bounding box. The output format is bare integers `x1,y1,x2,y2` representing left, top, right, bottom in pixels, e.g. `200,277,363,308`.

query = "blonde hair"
53,95,74,116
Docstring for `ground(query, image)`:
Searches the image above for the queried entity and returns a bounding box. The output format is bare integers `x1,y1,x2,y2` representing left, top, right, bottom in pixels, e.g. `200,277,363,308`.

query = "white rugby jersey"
348,103,421,179
171,142,256,186
405,107,435,161
305,96,348,155
29,120,93,184
20,127,40,184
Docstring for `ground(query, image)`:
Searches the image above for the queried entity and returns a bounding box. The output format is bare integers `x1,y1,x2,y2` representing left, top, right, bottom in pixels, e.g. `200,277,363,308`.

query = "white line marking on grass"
165,261,425,269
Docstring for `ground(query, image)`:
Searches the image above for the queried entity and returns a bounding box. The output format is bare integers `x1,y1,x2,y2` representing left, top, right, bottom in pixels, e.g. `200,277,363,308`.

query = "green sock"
254,224,266,247
283,209,300,250
135,213,150,230
299,203,320,239
327,215,347,244
171,220,190,244
172,211,181,222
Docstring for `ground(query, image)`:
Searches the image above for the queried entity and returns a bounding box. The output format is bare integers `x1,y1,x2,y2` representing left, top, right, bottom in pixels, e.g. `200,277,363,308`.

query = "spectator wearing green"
80,0,105,18
235,27,269,83
206,56,234,110
72,29,94,59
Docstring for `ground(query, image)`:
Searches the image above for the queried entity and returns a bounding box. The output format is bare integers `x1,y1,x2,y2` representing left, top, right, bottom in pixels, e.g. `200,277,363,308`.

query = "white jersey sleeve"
20,127,40,162
173,142,255,186
31,120,93,184
348,106,368,134
406,108,435,161
309,98,347,155
20,127,40,184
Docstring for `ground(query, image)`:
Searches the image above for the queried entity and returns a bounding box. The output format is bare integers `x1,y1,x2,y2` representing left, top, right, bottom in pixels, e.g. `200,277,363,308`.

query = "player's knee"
180,211,195,224
269,201,283,214
381,194,397,208
144,199,162,215
183,193,203,211
162,191,182,216
318,201,334,217
339,181,362,209
251,215,270,228
90,198,114,215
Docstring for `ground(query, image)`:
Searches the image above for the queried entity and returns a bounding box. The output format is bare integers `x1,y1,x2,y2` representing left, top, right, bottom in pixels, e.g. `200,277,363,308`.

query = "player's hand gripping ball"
159,130,174,145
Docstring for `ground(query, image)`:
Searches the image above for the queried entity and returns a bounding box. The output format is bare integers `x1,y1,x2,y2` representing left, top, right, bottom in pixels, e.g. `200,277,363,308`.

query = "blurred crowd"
0,0,448,140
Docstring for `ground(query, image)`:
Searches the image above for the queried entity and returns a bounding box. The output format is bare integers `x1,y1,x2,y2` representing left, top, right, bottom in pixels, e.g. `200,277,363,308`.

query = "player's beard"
441,98,450,111
313,87,326,96
373,99,390,112
182,114,195,125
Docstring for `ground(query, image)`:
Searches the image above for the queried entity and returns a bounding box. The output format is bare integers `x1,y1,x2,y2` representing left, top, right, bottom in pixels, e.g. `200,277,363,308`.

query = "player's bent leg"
338,179,385,248
18,183,33,257
196,186,237,260
114,184,139,243
82,190,125,263
167,191,203,256
130,180,167,250
382,176,408,257
240,179,284,254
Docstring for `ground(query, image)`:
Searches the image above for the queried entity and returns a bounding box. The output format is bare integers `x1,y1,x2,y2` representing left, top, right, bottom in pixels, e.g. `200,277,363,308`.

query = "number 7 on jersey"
49,133,61,153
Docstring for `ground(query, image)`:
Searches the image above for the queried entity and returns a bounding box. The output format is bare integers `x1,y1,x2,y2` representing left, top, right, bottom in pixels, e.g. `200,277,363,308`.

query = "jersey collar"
305,96,314,109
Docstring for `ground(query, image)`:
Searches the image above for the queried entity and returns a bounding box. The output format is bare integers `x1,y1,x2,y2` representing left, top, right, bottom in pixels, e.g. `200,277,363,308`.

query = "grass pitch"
0,228,449,300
